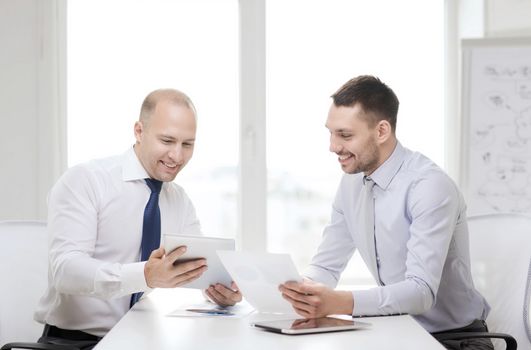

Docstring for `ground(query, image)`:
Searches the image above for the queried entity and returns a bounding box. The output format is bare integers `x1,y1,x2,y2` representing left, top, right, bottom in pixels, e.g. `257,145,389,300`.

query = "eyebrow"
325,126,352,133
159,134,196,142
324,123,351,132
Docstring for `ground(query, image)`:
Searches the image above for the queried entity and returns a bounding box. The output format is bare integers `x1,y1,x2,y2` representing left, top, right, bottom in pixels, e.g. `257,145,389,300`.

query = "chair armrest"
1,342,80,350
433,331,517,350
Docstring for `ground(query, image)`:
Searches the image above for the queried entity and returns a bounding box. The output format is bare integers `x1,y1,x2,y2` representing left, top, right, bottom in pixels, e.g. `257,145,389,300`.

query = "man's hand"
204,282,242,307
144,246,207,288
278,280,353,318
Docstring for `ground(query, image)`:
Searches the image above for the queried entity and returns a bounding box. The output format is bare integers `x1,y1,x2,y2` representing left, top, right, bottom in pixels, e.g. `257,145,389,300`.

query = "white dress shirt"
305,142,490,333
34,148,201,336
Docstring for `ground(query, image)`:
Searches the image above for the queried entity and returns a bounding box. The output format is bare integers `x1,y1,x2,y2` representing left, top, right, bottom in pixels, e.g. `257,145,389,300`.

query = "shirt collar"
368,141,406,190
122,146,150,182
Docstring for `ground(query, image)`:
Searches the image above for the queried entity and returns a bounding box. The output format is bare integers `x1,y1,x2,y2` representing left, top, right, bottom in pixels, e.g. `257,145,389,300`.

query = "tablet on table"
251,317,371,335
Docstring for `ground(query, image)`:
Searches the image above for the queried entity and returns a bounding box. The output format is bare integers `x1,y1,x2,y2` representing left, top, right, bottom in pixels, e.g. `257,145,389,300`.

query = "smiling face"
133,99,196,182
326,103,389,175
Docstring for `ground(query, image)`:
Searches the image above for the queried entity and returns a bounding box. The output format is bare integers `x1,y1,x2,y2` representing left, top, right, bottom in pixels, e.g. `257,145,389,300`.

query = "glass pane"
68,0,239,238
266,0,444,285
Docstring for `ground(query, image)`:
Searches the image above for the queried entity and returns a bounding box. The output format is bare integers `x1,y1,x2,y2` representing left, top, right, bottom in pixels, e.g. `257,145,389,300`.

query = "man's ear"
134,121,144,143
376,120,392,144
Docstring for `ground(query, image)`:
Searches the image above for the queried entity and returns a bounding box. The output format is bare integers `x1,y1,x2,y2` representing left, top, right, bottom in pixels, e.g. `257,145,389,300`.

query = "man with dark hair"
279,76,493,350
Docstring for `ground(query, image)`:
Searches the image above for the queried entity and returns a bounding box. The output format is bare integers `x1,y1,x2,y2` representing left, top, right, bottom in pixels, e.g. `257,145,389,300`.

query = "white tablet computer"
251,317,371,335
163,234,235,289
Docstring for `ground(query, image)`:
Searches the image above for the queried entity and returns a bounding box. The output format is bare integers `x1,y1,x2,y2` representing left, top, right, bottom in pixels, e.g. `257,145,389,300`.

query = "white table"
94,288,445,350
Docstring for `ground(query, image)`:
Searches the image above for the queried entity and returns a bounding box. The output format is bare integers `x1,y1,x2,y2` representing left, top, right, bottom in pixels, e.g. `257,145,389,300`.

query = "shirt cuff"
352,288,380,316
121,261,150,294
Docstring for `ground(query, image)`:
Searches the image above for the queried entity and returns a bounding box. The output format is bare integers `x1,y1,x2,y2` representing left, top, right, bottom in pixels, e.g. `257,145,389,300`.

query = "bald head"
134,88,197,182
139,88,197,126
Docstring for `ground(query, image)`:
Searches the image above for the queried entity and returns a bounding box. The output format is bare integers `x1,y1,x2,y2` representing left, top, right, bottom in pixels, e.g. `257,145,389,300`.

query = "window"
67,0,239,238
266,0,445,285
68,1,446,286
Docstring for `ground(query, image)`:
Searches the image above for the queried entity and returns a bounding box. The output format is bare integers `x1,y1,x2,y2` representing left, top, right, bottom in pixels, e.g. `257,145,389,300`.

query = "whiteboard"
461,37,531,216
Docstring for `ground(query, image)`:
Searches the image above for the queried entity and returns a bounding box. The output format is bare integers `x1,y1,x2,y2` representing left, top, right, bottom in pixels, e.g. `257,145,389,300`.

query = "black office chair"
434,213,531,350
1,343,79,350
0,221,80,350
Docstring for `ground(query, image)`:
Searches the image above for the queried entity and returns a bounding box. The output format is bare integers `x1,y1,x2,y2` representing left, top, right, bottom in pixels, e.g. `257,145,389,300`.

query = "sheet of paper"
217,251,302,315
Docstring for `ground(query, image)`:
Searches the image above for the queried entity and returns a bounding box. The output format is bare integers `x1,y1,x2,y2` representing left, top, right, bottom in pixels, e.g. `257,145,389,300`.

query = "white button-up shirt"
34,148,201,336
305,142,489,333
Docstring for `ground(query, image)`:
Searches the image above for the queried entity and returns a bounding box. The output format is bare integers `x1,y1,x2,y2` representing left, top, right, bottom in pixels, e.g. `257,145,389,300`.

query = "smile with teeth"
338,154,353,161
161,161,178,169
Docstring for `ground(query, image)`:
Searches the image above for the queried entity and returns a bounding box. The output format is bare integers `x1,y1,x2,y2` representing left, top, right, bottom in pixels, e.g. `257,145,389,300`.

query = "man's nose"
329,138,342,153
168,145,184,163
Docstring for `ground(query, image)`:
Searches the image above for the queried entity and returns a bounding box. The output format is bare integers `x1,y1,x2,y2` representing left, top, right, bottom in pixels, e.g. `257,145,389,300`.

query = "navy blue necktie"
130,178,163,307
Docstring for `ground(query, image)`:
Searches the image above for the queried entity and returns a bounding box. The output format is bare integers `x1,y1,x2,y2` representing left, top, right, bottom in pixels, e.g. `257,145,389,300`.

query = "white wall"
486,0,531,36
0,0,65,221
0,0,529,221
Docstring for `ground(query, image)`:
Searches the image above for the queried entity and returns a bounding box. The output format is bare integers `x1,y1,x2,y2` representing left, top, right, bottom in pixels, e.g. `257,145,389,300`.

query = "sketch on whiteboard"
464,43,531,215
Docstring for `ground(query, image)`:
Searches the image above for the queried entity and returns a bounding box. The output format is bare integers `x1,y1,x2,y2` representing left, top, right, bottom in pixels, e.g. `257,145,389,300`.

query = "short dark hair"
331,75,399,132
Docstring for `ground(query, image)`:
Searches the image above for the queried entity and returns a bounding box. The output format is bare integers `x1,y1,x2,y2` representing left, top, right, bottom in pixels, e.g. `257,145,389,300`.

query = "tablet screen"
252,317,371,335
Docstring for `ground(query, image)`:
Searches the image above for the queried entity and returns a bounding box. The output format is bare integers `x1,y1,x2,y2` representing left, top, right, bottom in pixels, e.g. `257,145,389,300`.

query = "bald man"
35,89,241,349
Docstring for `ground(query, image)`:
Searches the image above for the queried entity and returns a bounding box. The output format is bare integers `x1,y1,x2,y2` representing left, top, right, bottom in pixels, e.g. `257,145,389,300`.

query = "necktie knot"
363,176,375,189
145,178,163,194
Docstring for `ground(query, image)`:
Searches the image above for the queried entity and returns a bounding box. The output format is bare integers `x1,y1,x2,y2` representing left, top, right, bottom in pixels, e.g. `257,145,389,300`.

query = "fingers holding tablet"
144,246,208,288
166,246,209,286
162,234,235,289
205,282,242,307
